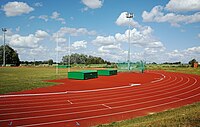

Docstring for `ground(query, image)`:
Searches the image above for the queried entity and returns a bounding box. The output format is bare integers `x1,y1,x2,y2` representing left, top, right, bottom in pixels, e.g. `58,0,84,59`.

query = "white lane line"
0,74,178,110
0,85,132,98
130,84,141,86
149,72,166,83
0,76,184,116
16,91,200,127
67,100,73,104
0,71,168,103
66,85,133,93
0,91,68,98
1,75,197,123
102,104,112,109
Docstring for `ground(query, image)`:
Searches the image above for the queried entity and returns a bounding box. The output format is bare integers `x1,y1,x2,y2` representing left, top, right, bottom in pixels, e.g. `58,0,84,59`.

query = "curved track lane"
0,71,200,127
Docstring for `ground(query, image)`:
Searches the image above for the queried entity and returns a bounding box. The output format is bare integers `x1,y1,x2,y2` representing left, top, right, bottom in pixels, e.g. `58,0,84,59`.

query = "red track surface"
0,70,200,127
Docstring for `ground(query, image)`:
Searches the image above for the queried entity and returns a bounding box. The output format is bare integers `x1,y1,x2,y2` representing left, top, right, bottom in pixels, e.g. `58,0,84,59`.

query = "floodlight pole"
56,33,59,75
68,36,71,72
126,13,133,71
2,28,7,67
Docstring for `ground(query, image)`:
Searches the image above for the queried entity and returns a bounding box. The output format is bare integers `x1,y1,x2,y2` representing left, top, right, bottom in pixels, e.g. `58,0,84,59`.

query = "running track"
0,71,200,127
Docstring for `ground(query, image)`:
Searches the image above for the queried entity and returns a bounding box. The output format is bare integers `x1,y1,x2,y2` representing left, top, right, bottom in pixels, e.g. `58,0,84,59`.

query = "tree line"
21,59,54,66
62,53,111,65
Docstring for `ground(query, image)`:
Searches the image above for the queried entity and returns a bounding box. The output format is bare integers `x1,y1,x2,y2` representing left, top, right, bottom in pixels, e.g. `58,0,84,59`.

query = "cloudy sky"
0,0,200,63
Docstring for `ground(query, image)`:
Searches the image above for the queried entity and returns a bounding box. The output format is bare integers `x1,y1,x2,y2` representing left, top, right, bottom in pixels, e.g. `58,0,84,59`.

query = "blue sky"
0,0,200,63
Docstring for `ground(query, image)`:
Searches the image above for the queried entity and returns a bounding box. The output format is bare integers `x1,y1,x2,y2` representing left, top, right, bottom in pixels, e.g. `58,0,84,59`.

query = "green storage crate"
97,70,117,76
68,70,98,80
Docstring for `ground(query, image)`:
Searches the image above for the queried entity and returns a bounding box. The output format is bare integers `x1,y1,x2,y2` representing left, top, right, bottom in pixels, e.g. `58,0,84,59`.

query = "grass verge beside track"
0,67,68,94
96,102,200,127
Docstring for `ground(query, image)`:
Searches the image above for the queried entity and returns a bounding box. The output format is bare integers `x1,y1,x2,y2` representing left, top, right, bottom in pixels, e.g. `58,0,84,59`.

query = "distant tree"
0,45,20,66
189,59,197,67
48,59,53,65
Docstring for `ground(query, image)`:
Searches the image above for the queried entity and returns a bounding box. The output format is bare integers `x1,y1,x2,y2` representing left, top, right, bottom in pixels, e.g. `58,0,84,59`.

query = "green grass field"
96,102,200,127
0,65,200,126
0,67,69,94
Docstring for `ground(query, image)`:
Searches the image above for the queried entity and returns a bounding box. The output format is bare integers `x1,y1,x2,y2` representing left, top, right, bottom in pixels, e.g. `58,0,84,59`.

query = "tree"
48,59,53,65
189,59,197,67
0,45,20,66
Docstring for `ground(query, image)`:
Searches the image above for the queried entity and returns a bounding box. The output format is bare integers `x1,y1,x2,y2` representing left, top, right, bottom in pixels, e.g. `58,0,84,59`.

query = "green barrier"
117,61,145,73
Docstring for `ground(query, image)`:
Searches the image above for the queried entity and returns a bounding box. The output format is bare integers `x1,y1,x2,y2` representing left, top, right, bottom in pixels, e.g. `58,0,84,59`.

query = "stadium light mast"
126,13,133,71
2,28,7,67
68,36,71,72
56,33,59,75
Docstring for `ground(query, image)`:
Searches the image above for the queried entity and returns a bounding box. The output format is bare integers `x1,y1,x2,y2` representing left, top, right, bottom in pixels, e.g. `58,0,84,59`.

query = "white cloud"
92,36,116,46
34,2,43,7
52,27,96,43
142,4,200,26
50,11,66,24
115,12,141,28
98,44,121,53
81,0,103,9
35,30,49,38
164,47,200,63
2,1,34,17
165,0,200,12
29,16,35,20
16,27,20,32
198,33,200,38
6,30,49,49
115,27,164,50
9,34,40,48
186,46,200,54
72,40,87,50
51,11,59,19
30,46,47,56
38,15,48,22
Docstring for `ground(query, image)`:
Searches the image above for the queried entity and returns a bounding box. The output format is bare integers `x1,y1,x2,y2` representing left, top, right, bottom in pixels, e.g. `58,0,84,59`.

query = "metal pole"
2,28,7,67
68,36,71,72
128,20,131,71
126,13,133,71
56,33,59,75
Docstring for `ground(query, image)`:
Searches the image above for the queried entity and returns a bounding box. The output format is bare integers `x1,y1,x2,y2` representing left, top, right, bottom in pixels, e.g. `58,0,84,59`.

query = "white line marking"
0,76,194,122
0,91,68,98
67,100,73,104
0,86,131,98
130,83,141,86
0,73,177,110
0,76,185,116
76,121,80,126
1,74,199,126
102,104,112,109
66,85,132,93
16,92,200,127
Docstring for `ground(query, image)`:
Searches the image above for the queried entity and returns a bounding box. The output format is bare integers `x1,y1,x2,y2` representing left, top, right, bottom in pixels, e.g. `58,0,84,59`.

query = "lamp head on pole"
126,12,133,18
2,28,7,32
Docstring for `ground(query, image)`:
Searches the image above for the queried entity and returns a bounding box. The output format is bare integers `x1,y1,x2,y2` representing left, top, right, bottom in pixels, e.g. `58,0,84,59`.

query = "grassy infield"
0,65,200,126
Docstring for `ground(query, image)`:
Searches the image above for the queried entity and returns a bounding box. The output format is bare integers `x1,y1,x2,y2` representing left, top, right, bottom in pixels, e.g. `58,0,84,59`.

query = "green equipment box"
68,70,98,80
97,70,117,76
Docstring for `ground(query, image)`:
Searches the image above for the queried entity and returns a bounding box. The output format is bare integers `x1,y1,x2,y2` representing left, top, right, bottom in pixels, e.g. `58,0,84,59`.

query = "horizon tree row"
62,53,111,65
